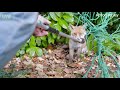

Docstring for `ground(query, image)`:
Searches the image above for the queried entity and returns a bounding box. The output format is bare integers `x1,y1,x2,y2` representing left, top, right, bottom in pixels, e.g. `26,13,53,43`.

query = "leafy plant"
17,12,120,57
16,12,75,57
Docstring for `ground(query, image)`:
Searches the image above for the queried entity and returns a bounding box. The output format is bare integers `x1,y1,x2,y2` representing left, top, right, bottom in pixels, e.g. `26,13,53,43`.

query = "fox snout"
76,38,85,43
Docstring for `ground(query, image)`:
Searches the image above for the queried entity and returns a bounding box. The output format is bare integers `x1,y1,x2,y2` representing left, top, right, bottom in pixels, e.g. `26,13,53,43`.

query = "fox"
69,24,88,61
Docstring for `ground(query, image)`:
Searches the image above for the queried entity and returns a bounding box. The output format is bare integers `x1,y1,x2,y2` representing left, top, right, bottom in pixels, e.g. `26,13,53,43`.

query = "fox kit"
69,24,88,61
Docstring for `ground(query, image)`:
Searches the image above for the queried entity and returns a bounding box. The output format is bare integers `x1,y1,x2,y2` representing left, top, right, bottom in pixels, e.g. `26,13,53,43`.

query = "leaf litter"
3,44,120,78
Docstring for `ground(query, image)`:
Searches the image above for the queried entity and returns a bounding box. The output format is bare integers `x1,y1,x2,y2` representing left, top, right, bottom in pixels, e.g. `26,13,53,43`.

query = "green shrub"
16,12,75,57
16,12,120,57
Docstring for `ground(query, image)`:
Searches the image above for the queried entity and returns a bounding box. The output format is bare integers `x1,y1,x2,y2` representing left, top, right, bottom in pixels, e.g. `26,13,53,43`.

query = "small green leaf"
40,36,46,41
65,38,69,44
48,36,52,44
57,36,60,40
16,52,20,57
25,43,28,47
42,41,48,48
53,23,61,31
36,48,43,57
47,33,51,37
49,21,56,28
26,48,36,57
51,38,55,44
49,12,59,21
36,37,41,46
52,33,57,39
59,37,65,43
96,17,102,24
55,12,63,18
19,50,25,55
29,36,36,47
58,18,68,29
64,12,74,17
47,33,55,44
63,14,74,23
80,54,84,58
45,15,51,20
87,34,98,52
110,22,113,26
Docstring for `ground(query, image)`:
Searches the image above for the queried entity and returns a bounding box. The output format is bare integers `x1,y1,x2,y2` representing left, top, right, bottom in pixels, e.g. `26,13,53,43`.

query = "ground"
3,44,120,78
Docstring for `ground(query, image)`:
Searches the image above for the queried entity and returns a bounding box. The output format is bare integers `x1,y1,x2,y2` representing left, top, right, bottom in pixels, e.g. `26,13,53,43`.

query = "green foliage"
46,12,74,44
29,36,36,47
75,12,120,55
87,34,98,53
76,12,120,78
16,12,74,57
15,12,120,78
16,12,120,58
26,47,43,57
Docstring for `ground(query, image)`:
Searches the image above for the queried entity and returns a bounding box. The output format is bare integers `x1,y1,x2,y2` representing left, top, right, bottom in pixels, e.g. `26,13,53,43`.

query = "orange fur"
69,25,88,61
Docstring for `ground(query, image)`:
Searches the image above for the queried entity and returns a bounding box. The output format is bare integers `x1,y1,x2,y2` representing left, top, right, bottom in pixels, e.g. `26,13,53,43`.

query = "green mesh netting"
75,12,120,78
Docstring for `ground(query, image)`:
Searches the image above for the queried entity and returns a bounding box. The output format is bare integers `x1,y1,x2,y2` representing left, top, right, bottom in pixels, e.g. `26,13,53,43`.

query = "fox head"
69,24,87,42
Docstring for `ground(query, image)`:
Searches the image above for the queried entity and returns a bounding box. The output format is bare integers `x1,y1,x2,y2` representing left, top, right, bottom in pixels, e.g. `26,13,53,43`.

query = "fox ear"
69,24,75,30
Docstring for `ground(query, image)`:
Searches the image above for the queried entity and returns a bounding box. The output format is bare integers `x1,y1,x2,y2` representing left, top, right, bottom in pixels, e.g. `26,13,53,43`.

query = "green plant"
16,12,120,78
16,12,75,57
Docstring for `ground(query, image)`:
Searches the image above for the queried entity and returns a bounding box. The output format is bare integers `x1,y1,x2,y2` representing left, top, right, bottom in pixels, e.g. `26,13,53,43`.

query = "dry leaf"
23,60,34,66
37,72,48,78
68,63,78,68
37,57,44,61
55,67,63,73
24,55,30,59
48,49,52,54
53,57,61,63
35,64,43,72
64,74,72,78
63,68,71,74
46,71,57,76
61,45,69,49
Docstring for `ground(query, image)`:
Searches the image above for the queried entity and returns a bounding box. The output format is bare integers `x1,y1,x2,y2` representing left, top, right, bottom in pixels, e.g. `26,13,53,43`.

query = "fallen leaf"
35,64,43,72
74,68,86,74
37,57,44,61
53,57,61,63
64,74,76,78
68,63,78,68
23,55,30,60
48,49,52,54
55,67,63,73
61,45,69,49
23,60,34,66
46,71,57,76
47,45,54,50
37,72,48,78
63,68,71,74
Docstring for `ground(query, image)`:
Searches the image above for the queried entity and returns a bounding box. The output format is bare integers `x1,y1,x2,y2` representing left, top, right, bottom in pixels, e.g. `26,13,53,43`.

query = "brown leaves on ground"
4,44,120,78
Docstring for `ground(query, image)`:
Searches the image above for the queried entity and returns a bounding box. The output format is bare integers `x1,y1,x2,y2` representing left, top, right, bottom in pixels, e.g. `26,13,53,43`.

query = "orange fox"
69,24,88,61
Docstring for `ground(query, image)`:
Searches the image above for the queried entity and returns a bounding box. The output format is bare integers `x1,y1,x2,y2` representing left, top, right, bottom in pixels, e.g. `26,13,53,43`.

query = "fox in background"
69,24,88,61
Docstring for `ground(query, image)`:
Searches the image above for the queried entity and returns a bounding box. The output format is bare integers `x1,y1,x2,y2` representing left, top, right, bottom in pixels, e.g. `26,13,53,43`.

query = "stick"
37,21,84,43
